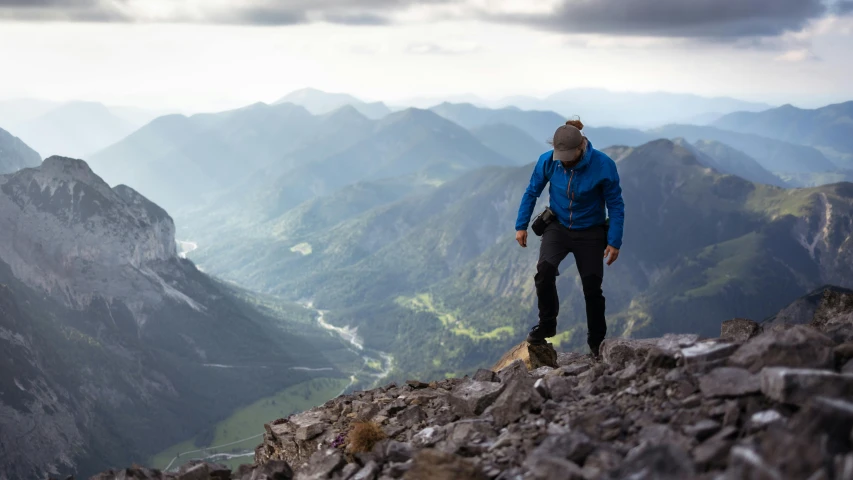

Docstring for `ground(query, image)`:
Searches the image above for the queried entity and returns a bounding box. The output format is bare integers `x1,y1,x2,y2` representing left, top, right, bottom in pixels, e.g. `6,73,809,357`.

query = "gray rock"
523,457,585,480
760,367,853,405
692,426,737,468
530,366,554,377
844,358,853,374
699,367,760,398
403,448,486,480
790,396,853,454
530,432,595,464
485,375,543,428
411,426,444,448
604,444,696,480
352,460,379,480
397,406,427,428
448,381,505,417
811,290,853,333
472,369,498,383
299,449,345,479
496,359,530,384
721,318,761,343
681,341,739,372
728,325,835,373
295,422,326,441
748,410,784,429
177,461,230,480
726,447,784,480
601,335,697,369
533,378,548,399
683,419,722,441
384,441,413,463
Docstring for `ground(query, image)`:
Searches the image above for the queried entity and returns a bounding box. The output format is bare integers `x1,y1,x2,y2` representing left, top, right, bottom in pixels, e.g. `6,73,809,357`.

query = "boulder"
760,367,853,405
789,397,853,454
681,340,739,372
604,444,695,480
491,341,558,371
402,449,486,480
698,367,760,398
728,325,835,373
297,449,345,479
601,334,697,368
448,381,505,417
811,289,853,332
720,318,761,343
471,369,498,383
484,373,543,428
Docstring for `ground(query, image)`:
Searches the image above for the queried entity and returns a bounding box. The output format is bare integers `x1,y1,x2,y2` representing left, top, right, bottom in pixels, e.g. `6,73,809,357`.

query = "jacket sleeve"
515,155,548,231
603,159,625,249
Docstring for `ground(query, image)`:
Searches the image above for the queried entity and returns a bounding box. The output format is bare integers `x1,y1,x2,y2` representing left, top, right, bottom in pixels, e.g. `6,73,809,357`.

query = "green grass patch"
150,377,349,472
396,293,515,341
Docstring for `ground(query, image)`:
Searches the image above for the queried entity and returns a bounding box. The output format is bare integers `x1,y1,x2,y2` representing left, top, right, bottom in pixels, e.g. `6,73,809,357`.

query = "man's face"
560,145,584,167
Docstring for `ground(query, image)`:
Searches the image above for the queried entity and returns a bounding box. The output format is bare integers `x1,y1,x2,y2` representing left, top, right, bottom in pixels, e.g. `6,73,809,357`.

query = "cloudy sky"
1,0,852,111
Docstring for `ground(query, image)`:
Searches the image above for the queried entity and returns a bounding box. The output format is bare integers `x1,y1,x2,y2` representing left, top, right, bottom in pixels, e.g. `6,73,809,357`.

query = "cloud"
405,42,482,55
0,0,453,24
775,48,821,62
488,0,836,39
1,0,851,43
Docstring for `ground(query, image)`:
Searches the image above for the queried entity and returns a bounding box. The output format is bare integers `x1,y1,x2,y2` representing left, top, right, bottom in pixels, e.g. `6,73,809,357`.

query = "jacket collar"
550,138,594,170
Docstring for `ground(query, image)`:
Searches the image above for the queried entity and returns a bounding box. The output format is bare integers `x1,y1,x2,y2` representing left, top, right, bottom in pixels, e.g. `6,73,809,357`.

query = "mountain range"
0,126,41,174
0,156,356,479
181,138,853,381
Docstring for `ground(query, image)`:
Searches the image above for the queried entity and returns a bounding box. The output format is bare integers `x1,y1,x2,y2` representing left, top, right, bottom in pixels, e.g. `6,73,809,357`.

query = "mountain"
185,139,853,382
713,101,853,169
0,98,61,128
88,102,320,212
0,157,354,478
650,124,837,174
430,102,654,148
14,101,137,159
673,138,787,187
0,127,41,174
470,123,549,164
275,88,391,119
495,88,773,128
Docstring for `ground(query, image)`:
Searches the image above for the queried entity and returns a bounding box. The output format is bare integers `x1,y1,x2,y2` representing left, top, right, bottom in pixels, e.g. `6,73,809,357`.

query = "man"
514,120,625,357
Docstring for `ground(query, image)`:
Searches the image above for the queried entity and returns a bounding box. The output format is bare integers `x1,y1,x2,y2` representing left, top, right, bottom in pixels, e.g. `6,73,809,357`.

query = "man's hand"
516,230,528,248
604,246,620,265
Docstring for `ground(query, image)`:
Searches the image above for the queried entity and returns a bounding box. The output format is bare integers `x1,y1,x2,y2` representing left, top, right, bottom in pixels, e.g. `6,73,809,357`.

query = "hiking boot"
526,322,557,345
589,342,601,359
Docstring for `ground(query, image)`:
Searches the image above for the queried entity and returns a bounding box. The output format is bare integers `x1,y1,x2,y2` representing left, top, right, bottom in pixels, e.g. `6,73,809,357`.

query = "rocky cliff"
92,289,853,479
0,157,348,479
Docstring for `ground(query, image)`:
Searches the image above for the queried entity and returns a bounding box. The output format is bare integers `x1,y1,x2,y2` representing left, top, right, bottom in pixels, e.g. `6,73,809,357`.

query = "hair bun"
565,119,584,130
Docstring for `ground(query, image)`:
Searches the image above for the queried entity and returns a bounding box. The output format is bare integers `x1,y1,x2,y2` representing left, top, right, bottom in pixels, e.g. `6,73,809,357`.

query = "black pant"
535,221,607,349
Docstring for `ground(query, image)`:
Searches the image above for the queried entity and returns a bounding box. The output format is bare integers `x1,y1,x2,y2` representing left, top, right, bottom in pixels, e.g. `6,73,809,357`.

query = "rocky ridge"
87,288,853,480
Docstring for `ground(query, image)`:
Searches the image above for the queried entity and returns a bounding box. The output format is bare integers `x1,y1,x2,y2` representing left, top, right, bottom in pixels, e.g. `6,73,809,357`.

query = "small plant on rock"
347,421,386,453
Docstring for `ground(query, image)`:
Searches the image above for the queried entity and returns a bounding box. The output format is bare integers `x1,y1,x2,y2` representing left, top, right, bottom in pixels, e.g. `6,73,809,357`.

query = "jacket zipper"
568,169,575,229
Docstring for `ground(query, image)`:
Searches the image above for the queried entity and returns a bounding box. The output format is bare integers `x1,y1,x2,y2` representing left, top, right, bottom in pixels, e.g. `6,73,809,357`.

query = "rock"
491,341,558,371
495,359,529,384
406,380,429,389
692,426,737,468
485,374,543,428
835,343,853,369
811,290,853,333
725,446,784,480
728,325,836,373
683,419,721,441
242,460,293,480
530,366,554,377
748,410,784,429
295,422,325,441
298,449,345,479
384,441,414,463
790,396,853,455
533,378,548,399
601,335,697,369
557,352,586,366
472,369,498,383
604,444,695,480
681,341,739,372
402,449,486,480
523,457,585,480
760,367,853,405
397,406,427,428
352,460,380,480
177,461,231,480
411,426,444,448
530,432,595,464
447,381,505,417
699,367,760,398
721,318,761,343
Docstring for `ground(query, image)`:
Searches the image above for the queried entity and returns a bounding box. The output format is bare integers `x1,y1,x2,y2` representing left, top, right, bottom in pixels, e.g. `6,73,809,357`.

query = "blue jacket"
515,140,625,249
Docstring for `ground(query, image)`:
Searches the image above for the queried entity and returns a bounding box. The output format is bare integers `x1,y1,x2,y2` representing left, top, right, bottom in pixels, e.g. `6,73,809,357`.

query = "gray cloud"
0,0,451,24
0,0,850,43
492,0,848,39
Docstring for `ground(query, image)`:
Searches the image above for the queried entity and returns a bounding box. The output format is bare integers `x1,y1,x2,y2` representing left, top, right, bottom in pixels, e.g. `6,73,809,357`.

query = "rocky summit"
90,289,853,480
